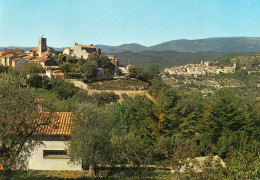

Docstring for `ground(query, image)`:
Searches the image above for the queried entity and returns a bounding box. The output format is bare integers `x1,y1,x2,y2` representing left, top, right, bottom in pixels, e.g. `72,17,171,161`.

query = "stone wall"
73,45,96,59
12,58,29,72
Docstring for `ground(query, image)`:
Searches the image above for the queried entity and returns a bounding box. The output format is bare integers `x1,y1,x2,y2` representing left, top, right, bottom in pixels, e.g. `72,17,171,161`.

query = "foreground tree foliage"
155,135,198,179
227,149,260,179
112,96,161,169
147,78,259,178
1,67,258,179
68,103,114,177
0,73,50,171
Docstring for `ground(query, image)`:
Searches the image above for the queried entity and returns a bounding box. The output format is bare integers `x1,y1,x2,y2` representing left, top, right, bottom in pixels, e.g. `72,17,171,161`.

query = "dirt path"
67,79,90,91
67,79,155,102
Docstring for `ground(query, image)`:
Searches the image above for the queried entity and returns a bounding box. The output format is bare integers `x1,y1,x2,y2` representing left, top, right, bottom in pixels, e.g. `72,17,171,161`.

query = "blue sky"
0,0,260,47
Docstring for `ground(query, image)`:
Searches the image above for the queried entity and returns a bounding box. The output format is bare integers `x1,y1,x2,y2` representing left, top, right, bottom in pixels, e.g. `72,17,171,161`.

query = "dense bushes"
45,79,76,99
65,72,82,79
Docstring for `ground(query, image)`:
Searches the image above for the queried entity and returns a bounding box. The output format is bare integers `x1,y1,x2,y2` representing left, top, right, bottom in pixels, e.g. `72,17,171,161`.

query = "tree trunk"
88,163,96,177
174,171,180,180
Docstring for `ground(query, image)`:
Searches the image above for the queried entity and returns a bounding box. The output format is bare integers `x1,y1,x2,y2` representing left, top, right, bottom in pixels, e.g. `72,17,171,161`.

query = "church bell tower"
38,36,47,56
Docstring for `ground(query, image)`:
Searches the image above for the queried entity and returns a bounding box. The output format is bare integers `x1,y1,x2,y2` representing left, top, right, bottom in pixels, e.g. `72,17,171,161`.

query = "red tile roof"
31,47,38,52
12,58,20,61
36,112,72,136
54,73,65,76
38,73,47,76
41,52,51,55
24,56,37,60
79,45,96,49
3,54,13,58
32,57,49,62
45,65,60,69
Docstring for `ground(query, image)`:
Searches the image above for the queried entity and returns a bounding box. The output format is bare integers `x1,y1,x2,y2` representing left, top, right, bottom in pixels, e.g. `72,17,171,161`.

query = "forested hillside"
115,51,227,68
148,37,260,52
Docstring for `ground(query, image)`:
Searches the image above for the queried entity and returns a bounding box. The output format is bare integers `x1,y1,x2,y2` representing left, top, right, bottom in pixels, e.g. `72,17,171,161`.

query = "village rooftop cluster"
0,37,121,81
164,60,237,77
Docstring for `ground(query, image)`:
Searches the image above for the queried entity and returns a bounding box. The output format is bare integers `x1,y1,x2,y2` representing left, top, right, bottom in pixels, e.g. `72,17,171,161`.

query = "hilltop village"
0,37,123,80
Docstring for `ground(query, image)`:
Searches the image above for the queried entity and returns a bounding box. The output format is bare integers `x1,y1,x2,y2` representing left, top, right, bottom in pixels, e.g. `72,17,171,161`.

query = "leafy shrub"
66,72,82,79
46,79,76,99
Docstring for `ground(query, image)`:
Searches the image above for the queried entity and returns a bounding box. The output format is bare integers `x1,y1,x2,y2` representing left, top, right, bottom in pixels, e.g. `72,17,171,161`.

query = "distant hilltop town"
164,60,237,77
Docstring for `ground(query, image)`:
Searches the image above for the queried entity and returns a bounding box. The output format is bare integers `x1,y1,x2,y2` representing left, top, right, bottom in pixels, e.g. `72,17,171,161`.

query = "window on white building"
43,150,68,159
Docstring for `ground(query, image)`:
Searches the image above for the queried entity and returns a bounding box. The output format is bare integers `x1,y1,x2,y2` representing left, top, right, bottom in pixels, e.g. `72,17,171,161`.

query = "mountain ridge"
96,37,260,53
2,37,260,54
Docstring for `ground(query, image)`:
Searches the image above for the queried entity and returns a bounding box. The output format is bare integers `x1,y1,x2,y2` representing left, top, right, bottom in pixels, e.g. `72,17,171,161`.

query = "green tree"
0,66,12,73
27,74,46,88
59,63,71,73
97,48,102,55
80,61,97,79
227,149,260,179
145,64,160,80
87,52,100,62
0,73,51,171
167,91,205,137
199,89,258,156
112,96,160,168
51,54,66,65
22,62,45,75
155,135,198,180
66,55,78,63
100,56,115,75
46,79,76,99
0,66,19,76
129,66,146,81
68,103,113,177
149,77,179,112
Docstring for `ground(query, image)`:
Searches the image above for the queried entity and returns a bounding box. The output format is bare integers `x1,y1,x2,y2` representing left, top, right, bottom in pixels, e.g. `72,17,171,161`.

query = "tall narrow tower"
38,37,47,56
233,61,237,71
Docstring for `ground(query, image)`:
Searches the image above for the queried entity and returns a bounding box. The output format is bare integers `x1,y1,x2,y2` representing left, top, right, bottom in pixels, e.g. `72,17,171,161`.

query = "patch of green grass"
1,170,99,180
0,169,174,180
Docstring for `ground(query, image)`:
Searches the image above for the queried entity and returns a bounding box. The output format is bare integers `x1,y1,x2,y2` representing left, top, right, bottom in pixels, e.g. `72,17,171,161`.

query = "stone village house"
63,42,97,59
0,49,29,72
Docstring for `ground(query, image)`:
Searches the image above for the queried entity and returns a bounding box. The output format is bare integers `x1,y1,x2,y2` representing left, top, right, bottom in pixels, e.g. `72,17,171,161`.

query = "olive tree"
0,73,51,171
68,103,113,177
